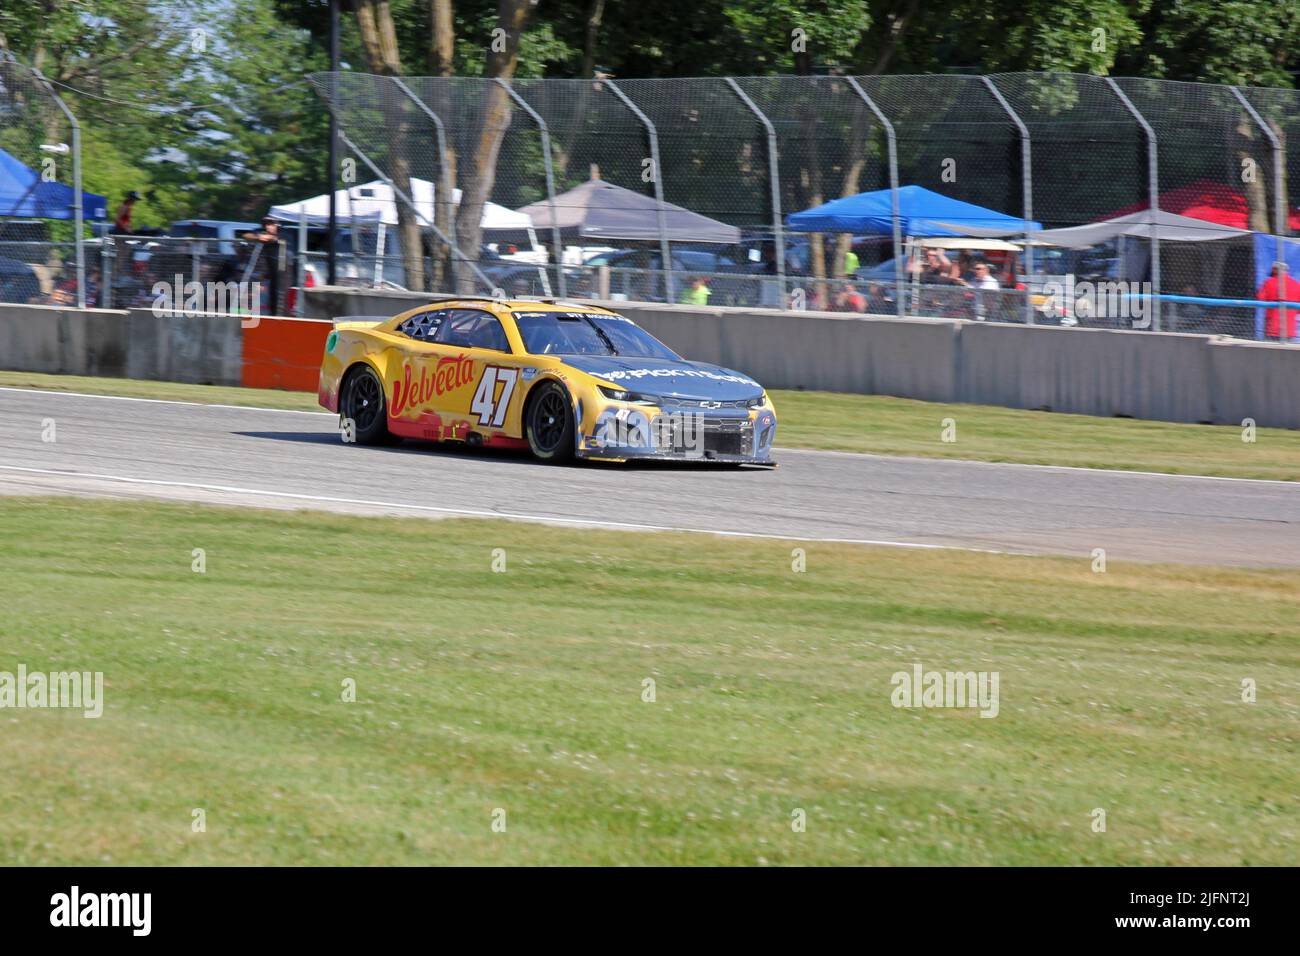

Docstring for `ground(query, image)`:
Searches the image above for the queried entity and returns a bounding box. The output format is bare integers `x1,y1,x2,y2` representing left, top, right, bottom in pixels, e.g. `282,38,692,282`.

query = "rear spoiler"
332,314,389,329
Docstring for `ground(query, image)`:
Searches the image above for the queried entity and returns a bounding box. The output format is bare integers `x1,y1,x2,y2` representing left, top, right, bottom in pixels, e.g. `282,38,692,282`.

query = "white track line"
0,463,1020,555
0,386,332,416
4,384,1293,486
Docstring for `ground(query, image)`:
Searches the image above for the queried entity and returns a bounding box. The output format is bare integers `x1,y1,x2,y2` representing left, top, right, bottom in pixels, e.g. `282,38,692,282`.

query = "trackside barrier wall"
0,306,130,377
1206,339,1300,430
3,299,1300,430
608,303,960,401
0,304,327,389
956,323,1214,423
126,310,243,385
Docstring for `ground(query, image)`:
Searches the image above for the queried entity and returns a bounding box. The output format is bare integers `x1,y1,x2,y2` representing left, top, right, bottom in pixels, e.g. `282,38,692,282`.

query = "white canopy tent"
267,178,533,231
268,178,542,289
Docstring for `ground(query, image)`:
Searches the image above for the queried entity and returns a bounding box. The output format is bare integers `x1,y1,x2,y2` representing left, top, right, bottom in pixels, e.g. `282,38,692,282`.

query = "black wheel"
525,380,575,462
340,365,392,445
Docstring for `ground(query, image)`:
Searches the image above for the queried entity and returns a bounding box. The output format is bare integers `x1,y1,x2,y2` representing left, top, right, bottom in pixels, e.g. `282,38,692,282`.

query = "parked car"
576,247,759,304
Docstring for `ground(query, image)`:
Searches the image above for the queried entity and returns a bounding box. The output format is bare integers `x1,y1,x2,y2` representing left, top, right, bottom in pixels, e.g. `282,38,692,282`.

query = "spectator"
113,191,141,235
843,246,860,275
950,250,976,282
242,217,284,315
679,275,710,306
47,264,100,307
1256,262,1300,342
958,260,1000,320
863,282,892,314
832,278,866,313
959,260,1000,291
909,247,956,285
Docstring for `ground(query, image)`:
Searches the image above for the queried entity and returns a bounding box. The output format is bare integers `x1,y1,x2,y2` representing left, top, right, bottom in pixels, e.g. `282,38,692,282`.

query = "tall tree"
350,0,427,290
453,0,536,291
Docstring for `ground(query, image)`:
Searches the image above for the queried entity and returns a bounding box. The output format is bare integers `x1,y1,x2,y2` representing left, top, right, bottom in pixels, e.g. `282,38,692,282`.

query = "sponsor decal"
600,367,759,386
390,355,475,416
521,367,538,381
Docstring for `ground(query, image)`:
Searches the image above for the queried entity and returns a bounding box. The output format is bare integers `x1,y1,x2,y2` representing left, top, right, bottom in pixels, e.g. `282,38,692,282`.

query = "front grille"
703,430,747,456
659,397,755,410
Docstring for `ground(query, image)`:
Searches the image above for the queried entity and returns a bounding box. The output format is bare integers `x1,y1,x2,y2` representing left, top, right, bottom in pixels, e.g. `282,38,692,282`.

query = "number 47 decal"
471,366,519,428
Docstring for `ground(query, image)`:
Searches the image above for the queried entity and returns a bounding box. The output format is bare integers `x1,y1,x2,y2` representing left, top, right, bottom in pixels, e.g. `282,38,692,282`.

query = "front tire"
525,381,575,462
340,365,392,445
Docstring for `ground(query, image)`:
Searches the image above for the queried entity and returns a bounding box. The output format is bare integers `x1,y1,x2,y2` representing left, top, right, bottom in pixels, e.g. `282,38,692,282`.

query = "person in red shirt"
1257,262,1300,341
113,191,141,234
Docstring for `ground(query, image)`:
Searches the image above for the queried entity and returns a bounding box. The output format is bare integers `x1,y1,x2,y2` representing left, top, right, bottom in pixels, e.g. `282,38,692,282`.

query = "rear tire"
525,381,575,462
340,365,392,445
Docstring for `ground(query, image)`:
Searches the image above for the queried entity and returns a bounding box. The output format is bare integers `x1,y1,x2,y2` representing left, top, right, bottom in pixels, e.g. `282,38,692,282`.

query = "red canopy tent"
1105,179,1300,231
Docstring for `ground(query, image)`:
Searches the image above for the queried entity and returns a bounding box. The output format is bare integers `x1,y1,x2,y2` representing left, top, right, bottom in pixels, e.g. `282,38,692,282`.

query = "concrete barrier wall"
5,294,1300,429
1207,339,1300,430
125,310,243,385
0,304,131,377
958,322,1215,423
618,303,960,401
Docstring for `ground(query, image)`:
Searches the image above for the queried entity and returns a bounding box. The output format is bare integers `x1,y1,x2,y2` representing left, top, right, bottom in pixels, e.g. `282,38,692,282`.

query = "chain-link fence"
0,53,95,307
295,71,1300,342
6,65,1300,341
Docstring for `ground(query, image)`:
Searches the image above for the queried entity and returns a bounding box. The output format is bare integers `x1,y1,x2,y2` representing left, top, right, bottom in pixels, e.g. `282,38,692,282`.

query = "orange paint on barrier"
241,316,332,392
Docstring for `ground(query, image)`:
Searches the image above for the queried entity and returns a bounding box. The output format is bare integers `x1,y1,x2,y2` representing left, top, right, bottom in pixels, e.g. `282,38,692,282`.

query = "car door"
391,307,523,441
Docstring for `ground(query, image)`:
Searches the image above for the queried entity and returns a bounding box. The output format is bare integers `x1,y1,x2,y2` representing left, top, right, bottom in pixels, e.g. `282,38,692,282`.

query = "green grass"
1,497,1295,865
3,369,1299,480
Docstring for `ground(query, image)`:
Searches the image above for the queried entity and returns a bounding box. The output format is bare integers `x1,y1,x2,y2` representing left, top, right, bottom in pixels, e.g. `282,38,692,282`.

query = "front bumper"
578,404,777,463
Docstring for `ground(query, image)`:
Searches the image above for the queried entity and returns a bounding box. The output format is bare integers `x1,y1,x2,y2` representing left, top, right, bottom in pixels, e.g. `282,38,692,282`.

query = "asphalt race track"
2,387,1298,568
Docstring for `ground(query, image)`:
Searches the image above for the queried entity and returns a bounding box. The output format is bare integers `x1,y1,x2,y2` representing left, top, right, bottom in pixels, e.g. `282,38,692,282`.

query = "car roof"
381,297,618,330
415,296,617,314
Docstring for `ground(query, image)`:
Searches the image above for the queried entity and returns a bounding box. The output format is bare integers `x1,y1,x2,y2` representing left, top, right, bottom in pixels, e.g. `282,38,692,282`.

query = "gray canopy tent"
517,177,741,300
938,208,1250,247
518,178,741,244
939,208,1255,304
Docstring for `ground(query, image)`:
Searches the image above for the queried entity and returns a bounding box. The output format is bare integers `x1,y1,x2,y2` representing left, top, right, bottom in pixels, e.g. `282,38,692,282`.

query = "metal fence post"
496,77,566,297
846,78,905,319
100,235,114,309
388,76,461,289
1231,86,1287,340
1106,78,1160,331
32,67,85,309
983,76,1035,325
725,77,786,306
604,79,674,302
335,128,496,292
296,209,307,316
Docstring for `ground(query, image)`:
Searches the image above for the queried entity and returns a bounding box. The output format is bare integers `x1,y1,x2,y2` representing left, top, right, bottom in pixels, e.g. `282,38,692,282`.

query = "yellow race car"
318,297,777,464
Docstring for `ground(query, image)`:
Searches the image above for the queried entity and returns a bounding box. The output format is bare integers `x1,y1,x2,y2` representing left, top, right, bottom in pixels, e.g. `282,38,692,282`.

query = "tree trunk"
1236,116,1270,234
453,0,534,293
428,0,455,76
353,0,426,292
581,0,605,79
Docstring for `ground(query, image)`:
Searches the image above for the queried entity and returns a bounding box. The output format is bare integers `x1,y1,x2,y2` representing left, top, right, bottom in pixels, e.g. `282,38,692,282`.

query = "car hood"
559,355,763,402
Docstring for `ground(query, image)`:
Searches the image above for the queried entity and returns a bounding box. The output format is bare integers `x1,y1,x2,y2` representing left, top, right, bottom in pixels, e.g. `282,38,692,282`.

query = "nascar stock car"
318,297,778,464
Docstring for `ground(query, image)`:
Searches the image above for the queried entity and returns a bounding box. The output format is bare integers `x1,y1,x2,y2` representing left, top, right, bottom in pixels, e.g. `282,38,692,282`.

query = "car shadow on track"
233,430,777,473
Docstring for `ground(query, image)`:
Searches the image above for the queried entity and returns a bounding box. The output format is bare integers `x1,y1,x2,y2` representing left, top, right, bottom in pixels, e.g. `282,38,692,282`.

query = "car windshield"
512,311,680,360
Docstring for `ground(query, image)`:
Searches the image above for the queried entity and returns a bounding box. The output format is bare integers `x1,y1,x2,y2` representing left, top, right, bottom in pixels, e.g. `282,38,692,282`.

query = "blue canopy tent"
786,185,1039,236
0,147,106,220
787,185,1041,320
